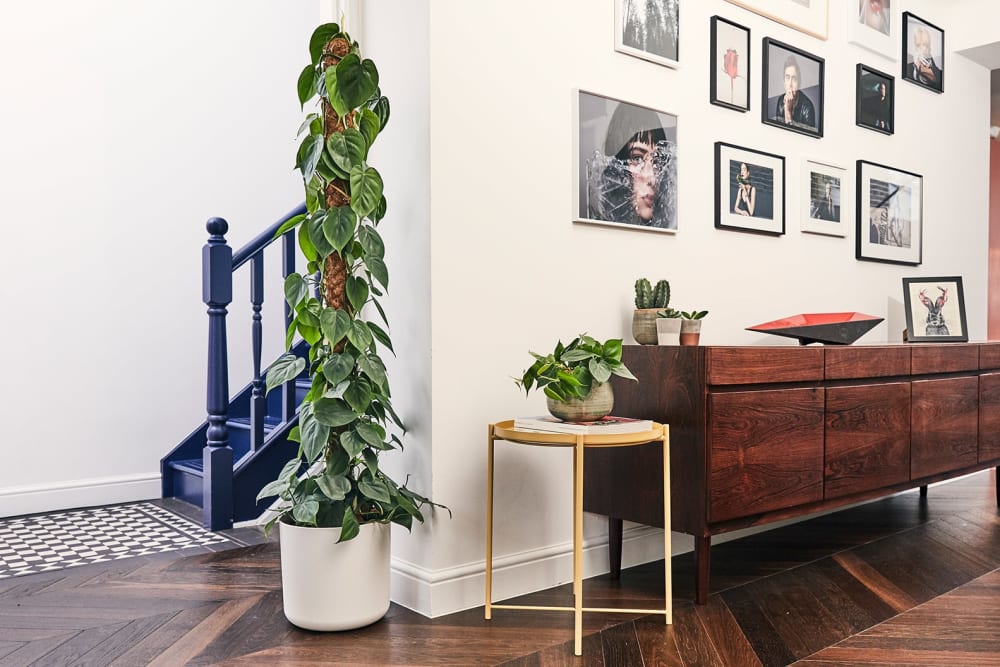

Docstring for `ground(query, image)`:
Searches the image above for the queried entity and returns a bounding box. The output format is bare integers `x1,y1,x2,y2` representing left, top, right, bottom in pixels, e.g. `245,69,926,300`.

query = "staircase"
161,204,309,530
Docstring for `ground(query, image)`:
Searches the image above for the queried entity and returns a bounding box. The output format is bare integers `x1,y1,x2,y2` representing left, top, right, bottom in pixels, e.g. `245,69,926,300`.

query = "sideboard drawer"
911,344,980,375
825,346,910,380
706,347,824,385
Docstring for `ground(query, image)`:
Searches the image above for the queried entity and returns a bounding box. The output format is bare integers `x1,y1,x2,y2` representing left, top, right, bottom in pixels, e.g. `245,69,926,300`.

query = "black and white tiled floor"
0,502,240,579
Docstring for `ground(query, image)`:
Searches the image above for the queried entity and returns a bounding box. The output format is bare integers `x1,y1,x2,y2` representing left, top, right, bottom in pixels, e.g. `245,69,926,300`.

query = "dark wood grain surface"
910,343,980,374
911,376,979,479
705,347,824,385
980,372,1000,462
824,346,910,380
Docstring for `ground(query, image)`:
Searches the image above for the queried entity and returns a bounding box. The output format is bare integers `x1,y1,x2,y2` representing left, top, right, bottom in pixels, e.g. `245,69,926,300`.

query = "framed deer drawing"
902,276,967,343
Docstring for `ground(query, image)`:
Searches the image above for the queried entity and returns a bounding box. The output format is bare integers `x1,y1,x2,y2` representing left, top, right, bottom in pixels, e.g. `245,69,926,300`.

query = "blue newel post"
203,217,233,530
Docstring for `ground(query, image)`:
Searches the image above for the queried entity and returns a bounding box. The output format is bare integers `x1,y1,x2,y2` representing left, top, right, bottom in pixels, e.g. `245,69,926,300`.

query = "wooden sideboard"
583,343,1000,604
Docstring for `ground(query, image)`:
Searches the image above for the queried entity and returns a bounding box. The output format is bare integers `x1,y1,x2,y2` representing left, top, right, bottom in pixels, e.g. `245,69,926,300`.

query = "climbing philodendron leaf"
334,54,379,110
308,23,341,64
373,96,390,131
349,165,384,219
297,134,324,183
297,64,317,108
321,353,354,386
313,397,358,427
326,128,367,171
317,473,350,501
300,414,330,464
324,68,350,118
284,274,307,310
319,308,352,346
322,206,357,252
358,108,380,146
265,355,305,394
346,275,369,311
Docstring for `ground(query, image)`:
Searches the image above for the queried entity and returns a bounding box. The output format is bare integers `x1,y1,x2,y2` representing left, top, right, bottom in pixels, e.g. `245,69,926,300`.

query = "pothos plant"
257,23,442,541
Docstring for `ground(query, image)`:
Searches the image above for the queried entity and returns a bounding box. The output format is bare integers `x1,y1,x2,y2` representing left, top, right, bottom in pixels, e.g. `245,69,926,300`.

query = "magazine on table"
513,415,653,434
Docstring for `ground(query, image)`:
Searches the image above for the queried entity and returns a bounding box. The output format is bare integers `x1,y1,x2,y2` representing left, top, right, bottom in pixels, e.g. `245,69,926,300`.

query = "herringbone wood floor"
1,471,998,666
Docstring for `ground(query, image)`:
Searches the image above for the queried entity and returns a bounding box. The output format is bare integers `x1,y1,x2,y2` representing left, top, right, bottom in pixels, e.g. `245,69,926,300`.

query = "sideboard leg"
608,517,623,579
919,485,928,498
694,536,711,605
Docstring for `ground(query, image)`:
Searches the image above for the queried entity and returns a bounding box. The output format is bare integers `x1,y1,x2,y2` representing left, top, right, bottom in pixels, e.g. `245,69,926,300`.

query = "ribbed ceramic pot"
546,381,614,422
280,520,390,631
631,309,661,345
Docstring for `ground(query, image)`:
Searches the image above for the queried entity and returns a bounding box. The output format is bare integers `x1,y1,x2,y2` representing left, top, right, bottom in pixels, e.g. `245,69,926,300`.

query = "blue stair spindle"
250,254,266,450
203,217,234,530
281,230,297,421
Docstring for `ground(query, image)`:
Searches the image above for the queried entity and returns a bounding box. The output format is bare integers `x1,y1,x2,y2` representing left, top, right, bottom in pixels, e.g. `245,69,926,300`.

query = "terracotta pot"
546,381,614,422
680,319,702,346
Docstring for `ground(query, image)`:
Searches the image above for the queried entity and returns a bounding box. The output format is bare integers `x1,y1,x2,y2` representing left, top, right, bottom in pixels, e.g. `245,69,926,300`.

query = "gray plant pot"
546,381,614,422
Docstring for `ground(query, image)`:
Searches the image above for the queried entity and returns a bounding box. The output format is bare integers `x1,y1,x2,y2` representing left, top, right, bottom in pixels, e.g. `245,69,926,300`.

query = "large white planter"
279,520,390,631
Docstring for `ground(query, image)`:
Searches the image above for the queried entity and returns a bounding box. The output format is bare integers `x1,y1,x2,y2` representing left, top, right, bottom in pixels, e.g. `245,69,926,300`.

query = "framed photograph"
710,16,750,112
574,90,678,233
902,276,968,342
901,12,943,93
856,160,922,265
801,160,847,237
615,0,680,68
762,38,824,138
848,0,895,59
715,141,785,235
724,0,828,40
856,64,894,135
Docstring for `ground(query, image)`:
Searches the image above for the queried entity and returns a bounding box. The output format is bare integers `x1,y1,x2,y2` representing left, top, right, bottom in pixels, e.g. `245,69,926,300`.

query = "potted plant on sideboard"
679,309,709,346
258,22,444,632
516,334,637,421
633,278,671,345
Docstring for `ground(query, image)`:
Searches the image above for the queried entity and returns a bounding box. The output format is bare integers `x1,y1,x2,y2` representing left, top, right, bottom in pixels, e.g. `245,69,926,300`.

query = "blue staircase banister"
196,203,307,530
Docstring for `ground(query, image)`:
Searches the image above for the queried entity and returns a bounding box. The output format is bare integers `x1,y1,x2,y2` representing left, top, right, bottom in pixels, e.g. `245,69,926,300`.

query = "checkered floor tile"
0,503,232,579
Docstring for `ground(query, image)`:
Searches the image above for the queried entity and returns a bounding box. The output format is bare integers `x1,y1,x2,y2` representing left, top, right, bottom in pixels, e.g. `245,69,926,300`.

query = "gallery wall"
374,0,994,615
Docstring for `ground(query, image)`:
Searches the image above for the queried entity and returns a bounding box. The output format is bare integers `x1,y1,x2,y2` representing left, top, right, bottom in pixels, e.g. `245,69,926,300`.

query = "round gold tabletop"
491,420,665,448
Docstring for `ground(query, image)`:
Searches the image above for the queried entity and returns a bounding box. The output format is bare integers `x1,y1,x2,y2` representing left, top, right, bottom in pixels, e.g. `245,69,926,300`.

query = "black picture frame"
856,159,922,266
856,64,894,135
902,276,967,343
714,141,785,236
901,11,944,93
710,16,750,112
761,37,824,138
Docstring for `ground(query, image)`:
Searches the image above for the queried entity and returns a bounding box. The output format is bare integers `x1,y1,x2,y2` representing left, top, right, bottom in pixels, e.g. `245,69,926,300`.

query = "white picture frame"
725,0,828,41
615,0,680,69
847,0,895,60
801,160,847,237
574,90,679,233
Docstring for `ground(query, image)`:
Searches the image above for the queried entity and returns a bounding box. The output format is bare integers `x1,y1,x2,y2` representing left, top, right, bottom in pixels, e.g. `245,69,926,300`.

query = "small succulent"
681,310,709,320
657,308,683,318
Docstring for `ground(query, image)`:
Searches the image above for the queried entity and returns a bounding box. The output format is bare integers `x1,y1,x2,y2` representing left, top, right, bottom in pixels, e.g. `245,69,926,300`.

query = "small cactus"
634,278,652,309
635,278,670,309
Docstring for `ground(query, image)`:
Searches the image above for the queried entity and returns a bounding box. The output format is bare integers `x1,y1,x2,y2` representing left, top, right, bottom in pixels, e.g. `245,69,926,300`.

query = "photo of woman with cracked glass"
577,91,678,232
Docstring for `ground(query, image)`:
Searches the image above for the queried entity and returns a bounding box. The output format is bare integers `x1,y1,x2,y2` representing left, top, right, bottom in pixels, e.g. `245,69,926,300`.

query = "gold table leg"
663,425,672,625
573,435,584,656
485,424,495,620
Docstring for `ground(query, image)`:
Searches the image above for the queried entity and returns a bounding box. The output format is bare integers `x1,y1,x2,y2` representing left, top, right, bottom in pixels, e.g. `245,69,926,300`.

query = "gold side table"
484,420,671,656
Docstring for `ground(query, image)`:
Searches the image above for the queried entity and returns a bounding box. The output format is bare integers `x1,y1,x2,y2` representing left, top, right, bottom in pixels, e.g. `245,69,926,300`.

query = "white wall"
392,0,993,616
0,1,316,514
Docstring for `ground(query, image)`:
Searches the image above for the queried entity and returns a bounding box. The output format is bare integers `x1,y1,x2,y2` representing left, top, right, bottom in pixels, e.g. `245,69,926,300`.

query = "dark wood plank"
911,377,979,479
706,347,825,385
825,383,910,499
980,342,1000,370
910,343,980,374
708,388,825,522
632,616,684,667
693,594,763,666
598,621,642,667
825,346,909,380
979,372,1000,462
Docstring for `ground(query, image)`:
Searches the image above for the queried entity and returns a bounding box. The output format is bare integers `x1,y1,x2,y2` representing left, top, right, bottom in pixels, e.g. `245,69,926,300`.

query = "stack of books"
513,415,653,435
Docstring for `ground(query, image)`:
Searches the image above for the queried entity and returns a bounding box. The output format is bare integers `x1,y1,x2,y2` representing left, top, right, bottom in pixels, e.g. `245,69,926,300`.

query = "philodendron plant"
258,23,443,541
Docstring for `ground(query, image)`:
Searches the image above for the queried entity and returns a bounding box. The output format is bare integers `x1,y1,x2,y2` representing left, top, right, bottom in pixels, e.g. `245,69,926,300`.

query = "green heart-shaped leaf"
326,128,367,171
349,165,384,219
322,206,356,252
335,54,379,110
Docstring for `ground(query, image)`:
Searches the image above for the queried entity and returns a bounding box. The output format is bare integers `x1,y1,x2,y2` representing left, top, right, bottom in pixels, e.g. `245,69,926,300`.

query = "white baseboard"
0,473,162,518
390,523,683,618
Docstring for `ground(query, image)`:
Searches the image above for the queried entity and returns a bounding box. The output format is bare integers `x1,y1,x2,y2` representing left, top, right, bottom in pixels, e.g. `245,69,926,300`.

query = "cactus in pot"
632,278,671,345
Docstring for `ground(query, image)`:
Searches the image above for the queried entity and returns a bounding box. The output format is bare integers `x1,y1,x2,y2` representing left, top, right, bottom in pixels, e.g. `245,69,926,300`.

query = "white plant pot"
656,317,682,345
280,520,390,631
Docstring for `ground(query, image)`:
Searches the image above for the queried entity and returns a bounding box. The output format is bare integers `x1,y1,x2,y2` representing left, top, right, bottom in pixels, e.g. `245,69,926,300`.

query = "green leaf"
307,213,335,259
356,422,386,448
295,301,320,328
372,195,387,223
358,108,380,146
337,506,360,542
284,274,308,310
317,473,350,501
359,475,391,504
300,414,330,464
366,256,388,291
327,442,350,476
373,96,390,131
265,355,305,394
341,429,366,458
256,478,288,502
298,219,318,262
358,354,387,389
287,425,301,443
344,378,372,414
292,499,319,525
321,353,354,385
561,349,595,363
347,320,374,351
589,359,612,384
346,275,369,311
319,308,352,346
274,213,306,239
322,206,357,252
335,54,379,110
610,364,638,381
324,67,350,118
309,23,341,64
297,134,324,183
313,397,358,427
326,128,368,172
358,225,385,259
349,165,384,219
362,448,378,475
602,338,623,361
297,64,317,108
367,321,393,353
297,322,321,346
